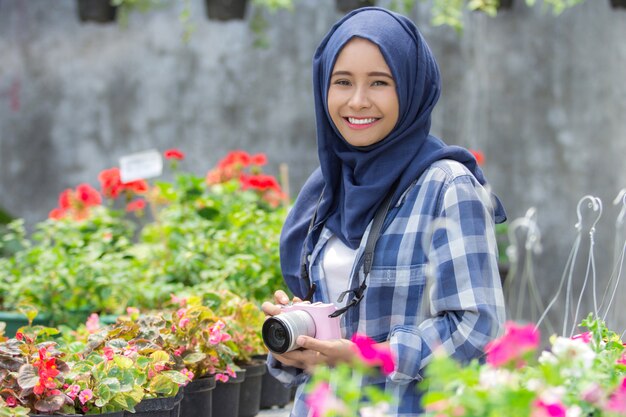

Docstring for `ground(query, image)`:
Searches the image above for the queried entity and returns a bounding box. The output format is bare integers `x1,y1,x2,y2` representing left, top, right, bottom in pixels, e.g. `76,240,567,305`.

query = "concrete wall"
1,0,626,328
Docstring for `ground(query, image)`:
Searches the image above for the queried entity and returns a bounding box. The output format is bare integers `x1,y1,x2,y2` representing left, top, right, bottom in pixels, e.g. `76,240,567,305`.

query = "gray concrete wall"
1,0,626,328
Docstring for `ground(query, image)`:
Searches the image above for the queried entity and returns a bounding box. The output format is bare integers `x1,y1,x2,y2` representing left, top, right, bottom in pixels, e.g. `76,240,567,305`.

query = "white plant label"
119,149,163,183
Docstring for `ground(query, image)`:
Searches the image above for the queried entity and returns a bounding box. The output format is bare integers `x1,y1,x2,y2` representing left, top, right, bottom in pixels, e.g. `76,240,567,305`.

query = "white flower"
479,367,517,388
360,402,390,417
566,405,583,417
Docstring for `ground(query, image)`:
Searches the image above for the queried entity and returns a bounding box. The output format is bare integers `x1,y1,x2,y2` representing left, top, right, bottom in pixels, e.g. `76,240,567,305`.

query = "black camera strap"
299,182,398,314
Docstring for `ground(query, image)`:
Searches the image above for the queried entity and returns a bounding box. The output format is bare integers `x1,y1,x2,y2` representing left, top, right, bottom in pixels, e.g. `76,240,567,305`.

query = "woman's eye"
372,80,390,87
333,79,351,86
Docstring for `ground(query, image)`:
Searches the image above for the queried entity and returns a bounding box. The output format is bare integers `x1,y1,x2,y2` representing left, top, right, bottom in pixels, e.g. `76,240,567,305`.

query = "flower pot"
0,311,50,338
238,360,267,417
31,413,123,417
498,0,513,9
335,0,375,13
76,0,118,23
127,390,184,417
611,0,626,8
204,0,249,21
180,375,216,417
211,369,246,417
259,369,291,409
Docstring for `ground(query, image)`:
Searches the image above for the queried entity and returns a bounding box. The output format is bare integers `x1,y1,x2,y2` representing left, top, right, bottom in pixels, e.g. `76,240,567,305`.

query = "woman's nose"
348,86,371,110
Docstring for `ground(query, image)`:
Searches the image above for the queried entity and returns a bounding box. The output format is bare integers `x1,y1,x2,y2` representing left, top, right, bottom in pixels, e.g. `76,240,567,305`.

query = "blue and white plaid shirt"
268,159,506,417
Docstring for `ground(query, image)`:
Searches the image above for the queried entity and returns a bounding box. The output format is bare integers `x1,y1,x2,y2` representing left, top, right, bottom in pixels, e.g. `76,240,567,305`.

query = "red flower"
59,189,73,210
124,179,149,194
470,149,485,166
48,208,67,220
98,167,124,198
250,153,267,166
126,199,146,212
218,150,251,170
75,183,102,206
5,396,17,407
164,149,185,160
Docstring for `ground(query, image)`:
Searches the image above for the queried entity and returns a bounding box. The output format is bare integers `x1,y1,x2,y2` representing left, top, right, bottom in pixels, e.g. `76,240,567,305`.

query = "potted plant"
205,291,268,417
611,0,626,8
335,0,375,13
0,201,141,329
76,0,117,23
157,299,237,417
204,0,249,21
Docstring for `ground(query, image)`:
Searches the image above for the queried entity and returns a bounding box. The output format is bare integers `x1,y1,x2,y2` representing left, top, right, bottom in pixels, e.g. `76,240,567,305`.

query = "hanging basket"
498,0,514,9
610,0,626,8
205,0,249,21
335,0,375,14
76,0,117,23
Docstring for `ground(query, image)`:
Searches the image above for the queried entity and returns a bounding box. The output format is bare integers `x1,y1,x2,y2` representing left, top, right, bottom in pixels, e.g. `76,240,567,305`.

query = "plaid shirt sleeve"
387,160,505,383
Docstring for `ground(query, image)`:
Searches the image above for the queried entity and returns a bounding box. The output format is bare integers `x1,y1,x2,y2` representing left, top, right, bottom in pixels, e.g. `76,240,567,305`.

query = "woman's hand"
261,290,302,317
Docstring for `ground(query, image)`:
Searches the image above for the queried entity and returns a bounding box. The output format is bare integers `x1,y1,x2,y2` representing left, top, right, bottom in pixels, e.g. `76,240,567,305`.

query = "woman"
262,7,507,416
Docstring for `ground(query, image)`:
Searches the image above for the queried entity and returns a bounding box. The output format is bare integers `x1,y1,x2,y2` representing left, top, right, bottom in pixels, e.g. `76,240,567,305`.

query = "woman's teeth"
347,117,377,125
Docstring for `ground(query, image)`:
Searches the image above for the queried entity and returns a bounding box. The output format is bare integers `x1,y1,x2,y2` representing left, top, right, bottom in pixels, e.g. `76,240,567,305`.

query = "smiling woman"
327,38,399,148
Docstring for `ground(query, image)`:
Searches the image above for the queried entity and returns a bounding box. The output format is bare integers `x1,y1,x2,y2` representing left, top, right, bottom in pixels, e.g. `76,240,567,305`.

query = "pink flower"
581,383,603,404
531,399,567,417
103,347,115,361
209,321,232,345
86,313,100,333
174,346,186,356
226,366,237,378
606,377,626,413
179,318,190,328
78,389,94,405
5,396,17,407
66,384,81,400
485,322,539,368
305,382,344,417
350,333,396,375
181,368,195,382
215,373,229,382
171,294,188,307
571,332,592,344
164,149,185,160
154,362,166,372
176,308,187,319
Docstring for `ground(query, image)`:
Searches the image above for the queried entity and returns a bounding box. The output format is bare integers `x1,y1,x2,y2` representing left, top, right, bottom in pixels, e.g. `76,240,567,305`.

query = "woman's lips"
343,117,381,130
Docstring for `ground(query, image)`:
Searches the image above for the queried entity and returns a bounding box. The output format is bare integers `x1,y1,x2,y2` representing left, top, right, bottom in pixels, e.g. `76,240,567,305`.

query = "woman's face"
327,38,399,148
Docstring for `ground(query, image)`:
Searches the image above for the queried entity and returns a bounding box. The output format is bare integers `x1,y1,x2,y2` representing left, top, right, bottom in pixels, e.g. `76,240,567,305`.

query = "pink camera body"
281,302,342,340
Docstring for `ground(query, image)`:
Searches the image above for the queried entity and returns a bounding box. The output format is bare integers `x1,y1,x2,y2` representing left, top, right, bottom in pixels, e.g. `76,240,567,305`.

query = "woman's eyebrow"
331,70,394,79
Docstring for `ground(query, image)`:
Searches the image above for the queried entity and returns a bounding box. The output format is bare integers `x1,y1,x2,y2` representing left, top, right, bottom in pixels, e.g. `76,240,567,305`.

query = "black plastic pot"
180,375,216,417
260,369,291,409
76,0,117,23
0,311,50,338
31,413,123,417
335,0,375,13
204,0,249,21
126,390,183,417
498,0,513,9
611,0,626,8
212,369,246,417
238,360,267,417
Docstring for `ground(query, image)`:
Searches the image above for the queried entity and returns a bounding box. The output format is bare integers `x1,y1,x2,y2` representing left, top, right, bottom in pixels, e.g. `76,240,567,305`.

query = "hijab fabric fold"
281,7,506,298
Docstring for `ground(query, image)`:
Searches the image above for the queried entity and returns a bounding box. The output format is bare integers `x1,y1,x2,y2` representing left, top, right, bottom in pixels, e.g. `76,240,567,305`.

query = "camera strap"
328,184,397,318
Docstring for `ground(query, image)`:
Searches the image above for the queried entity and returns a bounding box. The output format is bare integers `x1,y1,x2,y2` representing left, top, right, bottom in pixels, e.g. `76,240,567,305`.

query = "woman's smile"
343,116,382,130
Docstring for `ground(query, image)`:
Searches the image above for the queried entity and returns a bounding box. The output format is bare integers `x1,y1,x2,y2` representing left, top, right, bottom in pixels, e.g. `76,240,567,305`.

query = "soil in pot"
212,369,246,417
180,375,216,417
238,360,267,417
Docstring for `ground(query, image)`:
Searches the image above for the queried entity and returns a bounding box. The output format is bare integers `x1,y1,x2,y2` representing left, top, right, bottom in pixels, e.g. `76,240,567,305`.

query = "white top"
322,235,358,308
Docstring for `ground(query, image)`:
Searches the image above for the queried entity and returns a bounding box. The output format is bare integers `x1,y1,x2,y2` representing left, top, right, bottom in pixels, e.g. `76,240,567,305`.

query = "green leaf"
182,352,206,364
148,374,178,396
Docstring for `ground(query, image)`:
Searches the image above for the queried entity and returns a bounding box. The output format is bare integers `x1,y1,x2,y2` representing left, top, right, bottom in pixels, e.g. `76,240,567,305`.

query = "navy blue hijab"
281,7,506,298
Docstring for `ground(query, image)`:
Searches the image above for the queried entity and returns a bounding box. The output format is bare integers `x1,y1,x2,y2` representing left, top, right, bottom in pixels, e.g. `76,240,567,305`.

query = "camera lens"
262,310,316,354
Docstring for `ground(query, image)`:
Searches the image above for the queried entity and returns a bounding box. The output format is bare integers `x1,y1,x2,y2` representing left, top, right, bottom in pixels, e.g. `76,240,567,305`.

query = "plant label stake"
119,149,163,183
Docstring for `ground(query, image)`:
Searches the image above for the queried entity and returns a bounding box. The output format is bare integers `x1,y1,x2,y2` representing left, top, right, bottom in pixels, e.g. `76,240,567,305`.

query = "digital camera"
262,302,342,354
